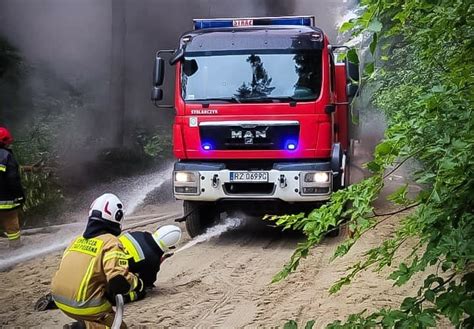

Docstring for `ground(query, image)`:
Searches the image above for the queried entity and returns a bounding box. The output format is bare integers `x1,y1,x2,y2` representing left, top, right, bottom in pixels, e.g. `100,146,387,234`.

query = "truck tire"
184,201,215,238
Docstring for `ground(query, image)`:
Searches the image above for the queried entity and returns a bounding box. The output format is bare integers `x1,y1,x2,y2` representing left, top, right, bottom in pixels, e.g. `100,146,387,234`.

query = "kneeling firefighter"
119,225,182,292
36,226,182,311
51,193,144,329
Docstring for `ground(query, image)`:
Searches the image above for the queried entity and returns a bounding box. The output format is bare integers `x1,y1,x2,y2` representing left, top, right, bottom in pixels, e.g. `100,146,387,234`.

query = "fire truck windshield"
181,50,322,103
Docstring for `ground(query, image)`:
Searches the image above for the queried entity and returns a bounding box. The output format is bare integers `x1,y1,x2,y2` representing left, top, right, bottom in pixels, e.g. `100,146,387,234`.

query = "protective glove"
123,278,146,303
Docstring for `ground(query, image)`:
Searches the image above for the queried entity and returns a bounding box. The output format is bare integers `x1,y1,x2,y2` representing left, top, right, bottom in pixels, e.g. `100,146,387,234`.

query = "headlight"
304,172,329,183
175,172,197,183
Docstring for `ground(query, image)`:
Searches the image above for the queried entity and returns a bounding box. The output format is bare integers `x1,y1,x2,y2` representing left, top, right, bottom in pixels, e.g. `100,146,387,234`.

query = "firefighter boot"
8,236,22,249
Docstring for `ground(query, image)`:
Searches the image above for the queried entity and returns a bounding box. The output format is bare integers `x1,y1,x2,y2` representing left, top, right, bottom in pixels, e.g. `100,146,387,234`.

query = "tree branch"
372,202,420,217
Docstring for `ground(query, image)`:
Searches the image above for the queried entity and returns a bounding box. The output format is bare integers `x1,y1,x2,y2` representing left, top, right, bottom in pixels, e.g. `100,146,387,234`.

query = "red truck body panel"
172,37,346,160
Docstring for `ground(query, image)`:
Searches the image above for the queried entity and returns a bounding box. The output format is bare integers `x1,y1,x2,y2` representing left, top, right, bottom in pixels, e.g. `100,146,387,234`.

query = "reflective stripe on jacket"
51,233,138,316
119,232,145,263
120,231,164,288
0,148,24,210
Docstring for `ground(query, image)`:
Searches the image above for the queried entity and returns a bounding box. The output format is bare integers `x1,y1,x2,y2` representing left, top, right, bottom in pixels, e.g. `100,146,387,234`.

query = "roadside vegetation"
0,35,171,225
271,0,473,327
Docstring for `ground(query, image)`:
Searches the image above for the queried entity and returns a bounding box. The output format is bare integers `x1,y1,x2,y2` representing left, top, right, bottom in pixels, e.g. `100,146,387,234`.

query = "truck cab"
152,16,358,237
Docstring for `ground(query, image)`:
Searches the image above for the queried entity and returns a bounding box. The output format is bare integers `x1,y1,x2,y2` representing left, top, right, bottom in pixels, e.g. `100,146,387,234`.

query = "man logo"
230,129,267,144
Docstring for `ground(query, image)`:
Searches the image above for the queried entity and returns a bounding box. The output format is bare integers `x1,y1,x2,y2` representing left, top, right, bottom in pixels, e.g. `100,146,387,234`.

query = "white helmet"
88,193,124,226
153,225,182,252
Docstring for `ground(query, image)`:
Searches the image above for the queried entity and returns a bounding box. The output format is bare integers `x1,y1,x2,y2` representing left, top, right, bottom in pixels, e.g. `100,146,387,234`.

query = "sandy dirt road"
0,138,427,328
0,200,424,328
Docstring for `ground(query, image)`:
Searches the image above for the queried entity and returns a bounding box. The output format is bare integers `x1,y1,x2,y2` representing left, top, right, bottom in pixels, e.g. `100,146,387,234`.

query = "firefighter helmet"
88,193,124,226
0,127,13,146
153,225,182,251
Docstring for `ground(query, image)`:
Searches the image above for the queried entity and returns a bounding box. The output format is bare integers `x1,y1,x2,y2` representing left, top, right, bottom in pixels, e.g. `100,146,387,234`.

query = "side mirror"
153,57,165,86
151,87,163,101
346,83,358,98
345,57,359,82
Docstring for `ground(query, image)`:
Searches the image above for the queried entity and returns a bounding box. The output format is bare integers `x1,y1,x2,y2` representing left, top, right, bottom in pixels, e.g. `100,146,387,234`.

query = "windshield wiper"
193,97,241,103
240,96,299,103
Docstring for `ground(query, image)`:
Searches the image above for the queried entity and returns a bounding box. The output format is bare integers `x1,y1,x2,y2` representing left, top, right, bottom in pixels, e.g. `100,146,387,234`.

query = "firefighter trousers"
63,309,127,329
0,209,21,241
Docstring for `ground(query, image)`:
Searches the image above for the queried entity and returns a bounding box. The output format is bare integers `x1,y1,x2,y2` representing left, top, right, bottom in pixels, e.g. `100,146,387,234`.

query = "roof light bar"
193,16,315,30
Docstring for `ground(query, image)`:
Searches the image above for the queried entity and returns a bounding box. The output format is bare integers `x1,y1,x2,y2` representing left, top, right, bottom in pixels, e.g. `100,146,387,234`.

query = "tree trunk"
109,0,126,147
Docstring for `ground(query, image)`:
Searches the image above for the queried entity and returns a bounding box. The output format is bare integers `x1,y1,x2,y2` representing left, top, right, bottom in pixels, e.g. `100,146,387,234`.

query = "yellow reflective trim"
129,291,137,301
0,204,20,209
6,231,20,240
77,258,95,302
119,235,141,262
68,237,104,257
132,276,139,290
103,251,128,263
54,300,111,316
0,165,6,172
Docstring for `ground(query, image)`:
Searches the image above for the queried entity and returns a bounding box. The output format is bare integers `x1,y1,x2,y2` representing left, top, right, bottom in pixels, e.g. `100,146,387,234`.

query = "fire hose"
111,294,124,329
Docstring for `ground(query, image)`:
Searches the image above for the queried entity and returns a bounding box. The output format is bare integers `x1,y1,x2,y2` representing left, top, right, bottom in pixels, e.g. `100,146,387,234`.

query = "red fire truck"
151,16,358,237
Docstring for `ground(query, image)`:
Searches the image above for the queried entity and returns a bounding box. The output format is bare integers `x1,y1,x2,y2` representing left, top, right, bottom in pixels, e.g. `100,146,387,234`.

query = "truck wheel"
183,201,215,238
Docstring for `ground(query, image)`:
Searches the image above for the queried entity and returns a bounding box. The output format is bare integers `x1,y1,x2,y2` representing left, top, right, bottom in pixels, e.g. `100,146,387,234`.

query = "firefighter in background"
51,193,144,329
119,225,182,291
0,127,25,248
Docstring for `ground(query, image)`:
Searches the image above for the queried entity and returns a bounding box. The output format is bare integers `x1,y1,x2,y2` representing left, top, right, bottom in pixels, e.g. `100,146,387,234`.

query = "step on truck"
151,16,359,237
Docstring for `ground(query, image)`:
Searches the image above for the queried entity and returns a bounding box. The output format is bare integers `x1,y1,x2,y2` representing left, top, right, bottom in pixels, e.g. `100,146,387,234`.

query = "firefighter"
119,225,182,291
35,225,182,312
0,127,25,248
51,193,144,329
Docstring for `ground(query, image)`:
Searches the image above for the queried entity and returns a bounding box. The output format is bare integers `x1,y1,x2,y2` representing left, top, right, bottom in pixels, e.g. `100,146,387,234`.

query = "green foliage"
272,0,473,327
20,169,62,215
136,128,172,158
13,126,63,218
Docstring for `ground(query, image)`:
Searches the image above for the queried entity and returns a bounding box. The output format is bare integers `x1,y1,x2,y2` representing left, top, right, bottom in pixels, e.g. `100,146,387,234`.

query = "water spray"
174,217,243,254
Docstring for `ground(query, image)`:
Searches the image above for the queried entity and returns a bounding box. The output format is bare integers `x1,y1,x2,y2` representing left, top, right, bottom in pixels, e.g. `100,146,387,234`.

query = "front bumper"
173,161,334,202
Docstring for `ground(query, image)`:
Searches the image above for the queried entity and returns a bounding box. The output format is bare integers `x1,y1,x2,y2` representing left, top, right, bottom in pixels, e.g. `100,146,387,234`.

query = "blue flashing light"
194,20,233,30
202,143,213,151
285,140,298,151
194,16,314,30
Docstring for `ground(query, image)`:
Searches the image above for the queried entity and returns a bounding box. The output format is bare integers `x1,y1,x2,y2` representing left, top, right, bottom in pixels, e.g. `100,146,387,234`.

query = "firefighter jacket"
0,147,25,211
51,219,141,316
119,231,164,288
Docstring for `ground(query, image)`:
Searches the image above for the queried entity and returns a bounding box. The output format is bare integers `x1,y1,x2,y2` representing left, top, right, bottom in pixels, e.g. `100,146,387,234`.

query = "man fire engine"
151,16,358,237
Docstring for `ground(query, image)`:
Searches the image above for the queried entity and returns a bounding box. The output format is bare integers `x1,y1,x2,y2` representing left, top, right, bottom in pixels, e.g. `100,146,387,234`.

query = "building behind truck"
151,16,359,237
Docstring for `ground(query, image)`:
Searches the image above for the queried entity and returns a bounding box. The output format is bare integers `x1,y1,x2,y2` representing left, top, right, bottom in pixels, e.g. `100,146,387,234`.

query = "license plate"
229,172,269,182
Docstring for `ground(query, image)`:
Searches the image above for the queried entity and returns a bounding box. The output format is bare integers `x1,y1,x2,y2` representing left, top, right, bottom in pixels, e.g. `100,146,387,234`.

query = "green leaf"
401,297,417,311
304,320,315,329
369,33,378,55
375,141,393,156
364,62,375,75
418,312,436,326
424,290,436,303
368,19,383,32
284,320,298,329
366,161,381,173
339,21,354,33
462,300,474,316
387,184,409,205
347,48,359,65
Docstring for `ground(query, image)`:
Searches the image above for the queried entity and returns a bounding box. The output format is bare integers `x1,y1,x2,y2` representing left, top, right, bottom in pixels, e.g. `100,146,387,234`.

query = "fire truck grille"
199,124,300,150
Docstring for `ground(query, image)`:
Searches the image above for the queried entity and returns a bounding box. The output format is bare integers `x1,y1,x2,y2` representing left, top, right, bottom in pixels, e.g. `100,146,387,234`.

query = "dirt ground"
0,198,427,329
0,137,431,328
